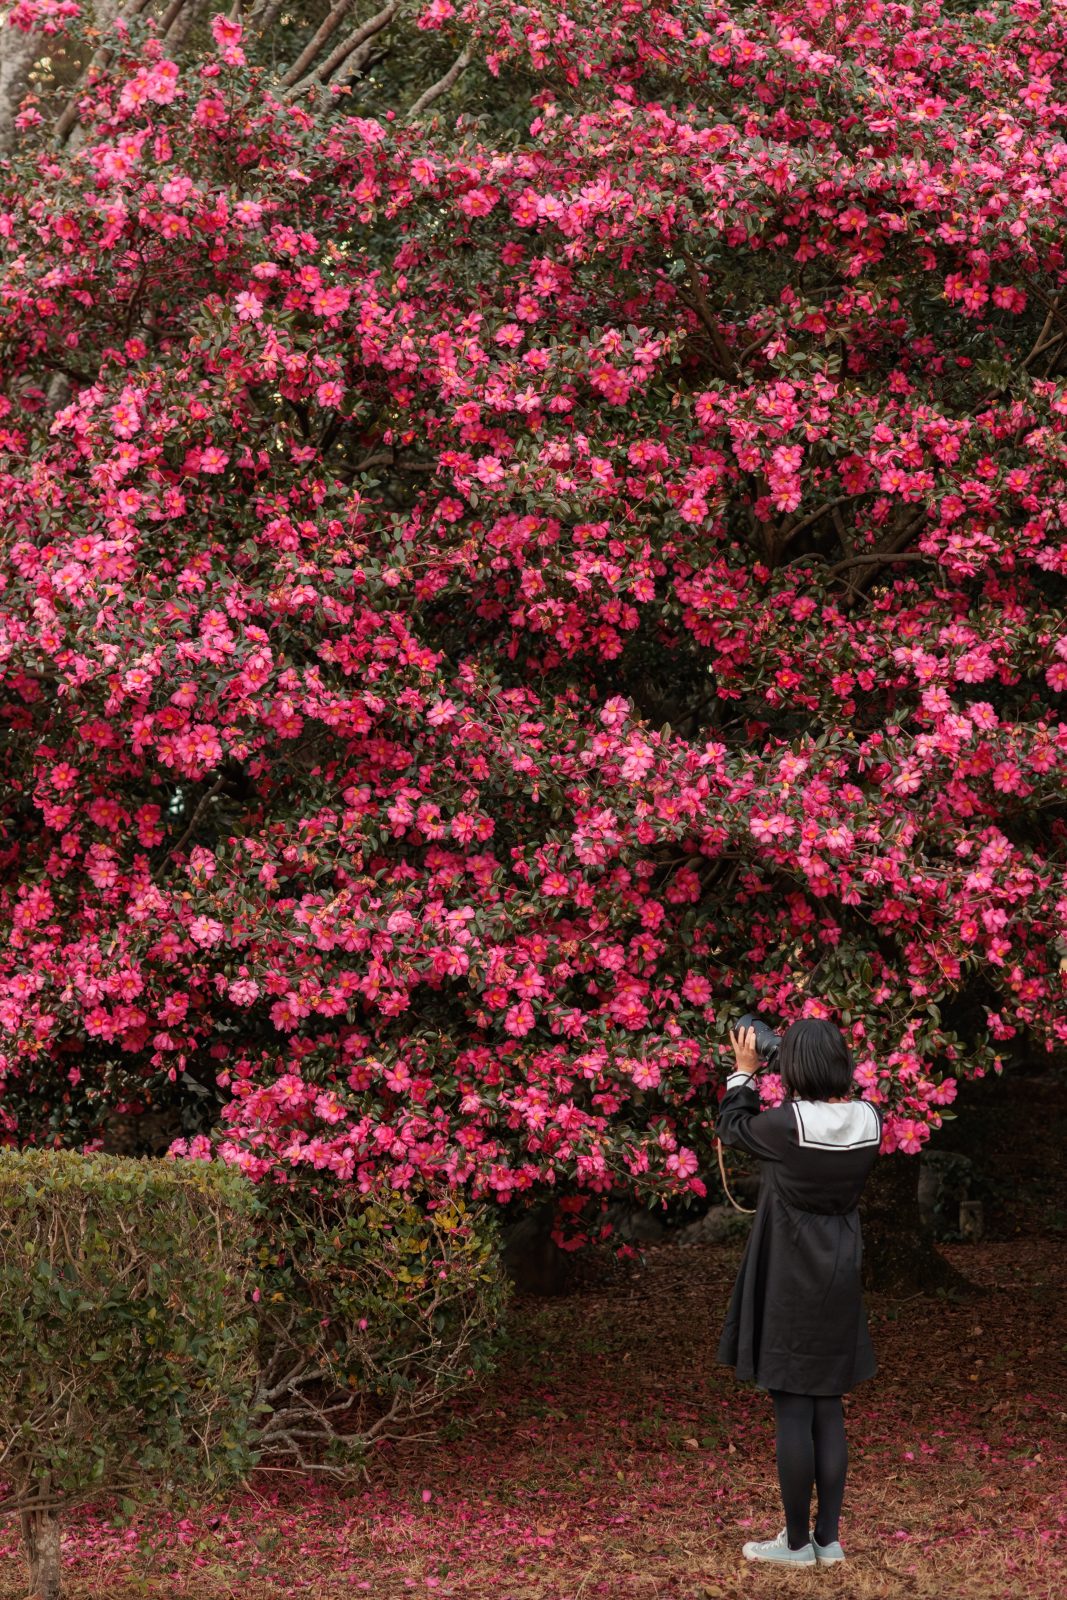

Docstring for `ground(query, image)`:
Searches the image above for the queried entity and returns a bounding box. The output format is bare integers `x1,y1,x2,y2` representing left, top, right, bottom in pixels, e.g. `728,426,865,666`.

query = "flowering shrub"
0,1151,255,1600
1,2,1066,1247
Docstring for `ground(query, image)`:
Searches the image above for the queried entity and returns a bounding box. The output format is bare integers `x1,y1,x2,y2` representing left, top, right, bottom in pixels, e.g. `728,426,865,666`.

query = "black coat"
715,1071,883,1396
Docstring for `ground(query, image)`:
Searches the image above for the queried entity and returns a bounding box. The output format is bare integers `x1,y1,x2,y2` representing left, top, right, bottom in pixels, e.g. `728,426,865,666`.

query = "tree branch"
249,0,287,34
676,246,737,379
406,41,473,119
285,2,398,97
822,551,928,579
846,508,929,599
780,493,864,549
280,0,362,89
152,776,226,883
1021,303,1057,370
159,0,193,40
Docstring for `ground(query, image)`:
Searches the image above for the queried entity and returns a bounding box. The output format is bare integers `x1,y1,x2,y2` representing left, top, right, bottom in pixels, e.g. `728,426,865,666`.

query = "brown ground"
1,1069,1064,1598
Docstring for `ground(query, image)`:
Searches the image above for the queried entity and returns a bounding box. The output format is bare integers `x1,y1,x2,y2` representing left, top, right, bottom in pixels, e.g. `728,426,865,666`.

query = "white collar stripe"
792,1100,881,1151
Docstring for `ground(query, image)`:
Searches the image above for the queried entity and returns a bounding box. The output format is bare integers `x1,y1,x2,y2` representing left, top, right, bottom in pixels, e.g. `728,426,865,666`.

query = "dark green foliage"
0,1151,257,1517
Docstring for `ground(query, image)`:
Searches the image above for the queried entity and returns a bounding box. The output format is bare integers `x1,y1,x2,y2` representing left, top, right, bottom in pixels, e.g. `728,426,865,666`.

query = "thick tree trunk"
162,0,212,55
0,29,42,156
499,1199,573,1296
861,1153,972,1297
21,1507,62,1600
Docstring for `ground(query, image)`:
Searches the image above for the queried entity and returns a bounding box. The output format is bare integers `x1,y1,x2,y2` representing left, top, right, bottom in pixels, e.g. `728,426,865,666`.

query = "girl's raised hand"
728,1024,760,1076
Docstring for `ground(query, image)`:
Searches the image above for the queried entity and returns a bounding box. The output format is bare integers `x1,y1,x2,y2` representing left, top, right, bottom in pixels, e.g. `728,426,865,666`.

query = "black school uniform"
715,1071,883,1396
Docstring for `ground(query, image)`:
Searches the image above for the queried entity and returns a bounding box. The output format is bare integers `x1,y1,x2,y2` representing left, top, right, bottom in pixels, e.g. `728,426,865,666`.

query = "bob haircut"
778,1018,854,1102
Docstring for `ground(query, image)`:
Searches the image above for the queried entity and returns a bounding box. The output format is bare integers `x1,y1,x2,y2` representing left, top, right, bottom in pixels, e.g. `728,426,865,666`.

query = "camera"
735,1012,782,1069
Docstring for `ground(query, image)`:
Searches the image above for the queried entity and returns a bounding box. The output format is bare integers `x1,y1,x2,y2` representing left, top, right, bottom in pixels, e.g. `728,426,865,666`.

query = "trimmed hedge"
0,1151,256,1600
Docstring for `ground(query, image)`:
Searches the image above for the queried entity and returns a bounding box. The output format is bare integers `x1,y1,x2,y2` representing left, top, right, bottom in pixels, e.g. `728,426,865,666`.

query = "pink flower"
751,812,794,842
210,14,243,47
314,1091,346,1124
271,1075,309,1108
504,1001,535,1036
474,455,506,486
417,0,453,26
991,761,1024,793
311,285,351,318
885,1117,929,1155
666,1146,698,1178
234,292,263,322
631,1057,661,1091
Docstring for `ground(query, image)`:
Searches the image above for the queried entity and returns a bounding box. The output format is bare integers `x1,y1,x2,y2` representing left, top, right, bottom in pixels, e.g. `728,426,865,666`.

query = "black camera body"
735,1012,782,1069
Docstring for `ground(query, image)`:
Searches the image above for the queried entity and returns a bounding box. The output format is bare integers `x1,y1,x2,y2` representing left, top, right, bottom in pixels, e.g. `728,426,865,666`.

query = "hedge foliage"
0,1150,257,1520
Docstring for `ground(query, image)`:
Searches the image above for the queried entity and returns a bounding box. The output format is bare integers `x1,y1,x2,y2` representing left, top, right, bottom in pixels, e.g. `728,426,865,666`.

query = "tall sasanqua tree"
0,0,1065,1255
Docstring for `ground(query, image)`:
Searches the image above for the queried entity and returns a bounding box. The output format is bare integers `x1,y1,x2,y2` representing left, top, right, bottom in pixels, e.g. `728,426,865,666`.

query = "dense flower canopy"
1,0,1066,1238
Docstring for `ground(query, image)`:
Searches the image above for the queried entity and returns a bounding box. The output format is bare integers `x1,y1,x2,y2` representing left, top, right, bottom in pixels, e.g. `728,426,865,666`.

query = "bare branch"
406,41,472,119
845,508,929,600
158,0,193,40
830,502,853,558
780,493,864,549
151,774,226,883
676,246,738,380
331,35,390,87
279,0,363,89
249,0,287,33
285,2,398,97
822,551,928,579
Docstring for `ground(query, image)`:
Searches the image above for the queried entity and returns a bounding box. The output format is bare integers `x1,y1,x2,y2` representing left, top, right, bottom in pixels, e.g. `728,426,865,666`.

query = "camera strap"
716,1136,756,1215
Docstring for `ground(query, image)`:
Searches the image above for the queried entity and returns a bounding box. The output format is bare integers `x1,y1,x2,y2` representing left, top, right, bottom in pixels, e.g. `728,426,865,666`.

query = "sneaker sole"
742,1551,817,1566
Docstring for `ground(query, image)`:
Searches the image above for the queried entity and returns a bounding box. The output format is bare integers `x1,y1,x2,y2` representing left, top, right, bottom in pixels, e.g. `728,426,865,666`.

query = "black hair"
778,1018,854,1102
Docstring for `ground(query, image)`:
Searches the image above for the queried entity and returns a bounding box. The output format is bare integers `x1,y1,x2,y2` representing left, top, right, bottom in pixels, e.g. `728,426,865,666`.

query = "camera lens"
736,1013,782,1065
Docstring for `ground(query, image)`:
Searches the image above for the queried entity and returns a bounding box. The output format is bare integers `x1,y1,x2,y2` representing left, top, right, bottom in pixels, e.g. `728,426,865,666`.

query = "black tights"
769,1390,848,1550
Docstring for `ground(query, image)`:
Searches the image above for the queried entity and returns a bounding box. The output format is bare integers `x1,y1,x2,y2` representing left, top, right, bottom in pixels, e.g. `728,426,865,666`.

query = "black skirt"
716,1182,877,1395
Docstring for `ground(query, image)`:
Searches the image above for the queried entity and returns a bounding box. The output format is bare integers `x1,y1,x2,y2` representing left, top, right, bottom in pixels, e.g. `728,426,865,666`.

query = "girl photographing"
716,1016,883,1567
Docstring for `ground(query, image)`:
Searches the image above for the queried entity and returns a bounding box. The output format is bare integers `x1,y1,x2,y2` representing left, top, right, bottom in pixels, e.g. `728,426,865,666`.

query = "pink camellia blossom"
234,292,263,322
750,812,794,842
886,1118,930,1156
310,285,351,318
666,1146,698,1179
681,974,713,1006
227,979,260,1006
504,1002,535,1037
192,95,228,129
630,1058,661,1091
416,0,454,26
474,455,506,486
270,1075,309,1109
210,14,243,47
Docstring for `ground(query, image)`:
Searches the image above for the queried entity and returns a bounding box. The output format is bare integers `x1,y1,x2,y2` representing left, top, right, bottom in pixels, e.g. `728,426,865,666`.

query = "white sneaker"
741,1527,817,1565
811,1531,846,1564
